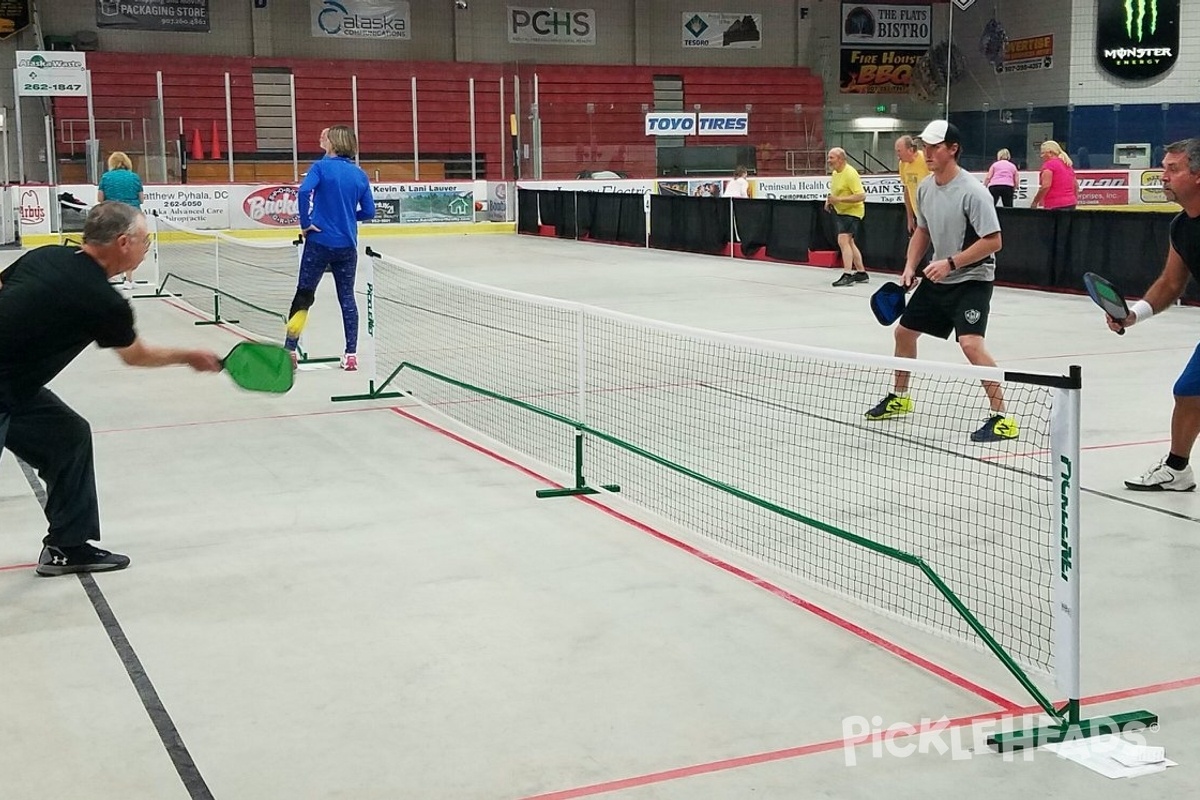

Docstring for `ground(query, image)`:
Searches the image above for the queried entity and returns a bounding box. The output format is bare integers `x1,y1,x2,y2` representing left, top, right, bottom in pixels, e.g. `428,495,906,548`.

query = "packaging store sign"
15,51,86,97
681,12,762,49
508,6,595,45
96,0,210,33
840,3,931,48
311,0,410,39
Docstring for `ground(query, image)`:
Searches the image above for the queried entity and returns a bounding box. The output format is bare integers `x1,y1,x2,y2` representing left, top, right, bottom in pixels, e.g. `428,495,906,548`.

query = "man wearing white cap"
864,119,1017,443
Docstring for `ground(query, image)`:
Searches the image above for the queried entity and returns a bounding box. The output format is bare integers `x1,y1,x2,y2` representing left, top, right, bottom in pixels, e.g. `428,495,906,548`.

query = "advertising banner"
698,112,749,136
143,186,231,228
681,12,762,49
488,182,514,222
16,185,51,235
518,179,654,194
645,112,697,137
0,0,31,40
508,6,595,45
310,0,410,40
997,34,1053,74
95,0,210,33
657,179,725,198
367,183,475,224
15,51,86,97
840,3,931,47
1137,169,1168,204
1096,0,1178,80
1077,171,1130,206
839,48,923,93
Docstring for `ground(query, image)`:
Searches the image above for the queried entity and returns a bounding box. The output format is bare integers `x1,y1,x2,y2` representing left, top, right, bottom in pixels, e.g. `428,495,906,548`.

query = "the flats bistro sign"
1096,0,1178,80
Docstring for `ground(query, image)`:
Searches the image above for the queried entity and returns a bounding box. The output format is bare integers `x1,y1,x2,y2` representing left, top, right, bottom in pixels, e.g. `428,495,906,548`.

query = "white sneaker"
123,280,135,292
1124,459,1196,492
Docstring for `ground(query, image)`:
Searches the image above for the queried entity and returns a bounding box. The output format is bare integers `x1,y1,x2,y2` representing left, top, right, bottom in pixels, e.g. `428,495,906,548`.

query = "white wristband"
1130,299,1154,323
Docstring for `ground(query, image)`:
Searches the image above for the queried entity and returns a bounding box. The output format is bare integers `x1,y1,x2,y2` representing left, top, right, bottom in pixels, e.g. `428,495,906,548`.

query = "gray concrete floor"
1,232,1197,799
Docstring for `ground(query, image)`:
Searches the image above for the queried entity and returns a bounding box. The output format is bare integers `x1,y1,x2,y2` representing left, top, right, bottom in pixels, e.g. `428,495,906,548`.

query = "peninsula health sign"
508,6,595,45
311,0,410,39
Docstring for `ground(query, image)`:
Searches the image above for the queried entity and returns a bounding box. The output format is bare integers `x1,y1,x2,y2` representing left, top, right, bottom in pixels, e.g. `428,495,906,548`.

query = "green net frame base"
988,706,1158,752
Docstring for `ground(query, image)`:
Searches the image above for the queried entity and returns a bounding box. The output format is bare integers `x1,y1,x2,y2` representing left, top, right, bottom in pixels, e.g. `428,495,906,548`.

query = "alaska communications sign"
1096,0,1178,80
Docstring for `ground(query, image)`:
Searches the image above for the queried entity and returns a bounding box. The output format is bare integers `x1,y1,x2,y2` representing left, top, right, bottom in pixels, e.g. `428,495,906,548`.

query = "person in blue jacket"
97,151,145,291
286,125,375,370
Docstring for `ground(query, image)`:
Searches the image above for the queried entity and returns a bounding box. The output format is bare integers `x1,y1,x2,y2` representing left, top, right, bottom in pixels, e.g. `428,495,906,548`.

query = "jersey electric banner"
1096,0,1178,80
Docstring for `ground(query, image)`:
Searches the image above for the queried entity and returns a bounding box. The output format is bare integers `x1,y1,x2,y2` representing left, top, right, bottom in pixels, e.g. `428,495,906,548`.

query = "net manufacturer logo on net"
840,714,1154,765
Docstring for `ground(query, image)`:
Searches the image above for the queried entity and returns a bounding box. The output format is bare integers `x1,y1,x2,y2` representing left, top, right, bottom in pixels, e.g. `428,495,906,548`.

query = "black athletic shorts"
900,279,993,340
835,214,861,237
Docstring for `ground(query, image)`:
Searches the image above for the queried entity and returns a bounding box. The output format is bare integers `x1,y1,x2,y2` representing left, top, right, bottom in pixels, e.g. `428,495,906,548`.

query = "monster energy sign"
1096,0,1178,80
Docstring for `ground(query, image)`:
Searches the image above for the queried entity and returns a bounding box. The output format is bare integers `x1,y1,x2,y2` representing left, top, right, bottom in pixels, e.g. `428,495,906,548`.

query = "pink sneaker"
341,353,358,371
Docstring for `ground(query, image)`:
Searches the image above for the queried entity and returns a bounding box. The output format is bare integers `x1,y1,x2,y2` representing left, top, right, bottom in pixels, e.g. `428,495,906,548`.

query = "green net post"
535,429,620,498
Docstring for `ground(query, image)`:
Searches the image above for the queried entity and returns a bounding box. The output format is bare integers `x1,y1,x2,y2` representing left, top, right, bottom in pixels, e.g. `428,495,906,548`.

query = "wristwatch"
947,256,957,271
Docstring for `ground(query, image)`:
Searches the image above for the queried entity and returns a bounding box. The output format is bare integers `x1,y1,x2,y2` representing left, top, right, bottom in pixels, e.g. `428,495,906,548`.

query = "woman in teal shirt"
97,151,145,290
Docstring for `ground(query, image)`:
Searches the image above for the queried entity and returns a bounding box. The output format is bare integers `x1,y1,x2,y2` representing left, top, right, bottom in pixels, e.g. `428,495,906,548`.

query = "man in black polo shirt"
1099,138,1200,491
0,202,222,576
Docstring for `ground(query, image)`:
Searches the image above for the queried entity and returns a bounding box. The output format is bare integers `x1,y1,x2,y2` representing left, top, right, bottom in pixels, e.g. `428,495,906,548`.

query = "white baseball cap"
917,119,962,146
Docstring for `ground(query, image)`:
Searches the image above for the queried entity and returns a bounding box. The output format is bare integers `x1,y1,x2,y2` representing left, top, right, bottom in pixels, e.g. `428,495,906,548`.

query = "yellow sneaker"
971,414,1019,442
864,393,914,420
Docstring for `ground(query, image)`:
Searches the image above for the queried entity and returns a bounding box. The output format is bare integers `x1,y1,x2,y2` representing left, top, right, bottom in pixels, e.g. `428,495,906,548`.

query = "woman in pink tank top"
1031,140,1078,210
984,148,1018,207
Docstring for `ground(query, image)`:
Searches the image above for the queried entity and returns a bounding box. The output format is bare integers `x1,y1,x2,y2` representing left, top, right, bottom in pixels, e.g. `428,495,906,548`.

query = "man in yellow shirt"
895,134,929,234
825,147,867,286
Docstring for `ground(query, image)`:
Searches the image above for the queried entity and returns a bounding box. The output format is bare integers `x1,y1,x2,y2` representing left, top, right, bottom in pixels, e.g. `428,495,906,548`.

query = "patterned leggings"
287,241,359,354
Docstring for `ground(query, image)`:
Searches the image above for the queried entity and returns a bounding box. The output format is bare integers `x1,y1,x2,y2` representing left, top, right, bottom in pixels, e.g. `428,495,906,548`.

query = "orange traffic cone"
190,127,204,160
210,119,222,160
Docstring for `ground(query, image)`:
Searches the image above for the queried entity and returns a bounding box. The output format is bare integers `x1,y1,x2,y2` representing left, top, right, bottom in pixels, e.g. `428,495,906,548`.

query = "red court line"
981,436,1173,463
161,297,255,341
93,405,394,435
388,407,1022,713
0,563,35,573
518,673,1200,800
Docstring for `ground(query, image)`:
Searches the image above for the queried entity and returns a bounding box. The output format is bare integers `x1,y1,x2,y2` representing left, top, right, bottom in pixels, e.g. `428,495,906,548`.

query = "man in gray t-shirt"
864,120,1017,443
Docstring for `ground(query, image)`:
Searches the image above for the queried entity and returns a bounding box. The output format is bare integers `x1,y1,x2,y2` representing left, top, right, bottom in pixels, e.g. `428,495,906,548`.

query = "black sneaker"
832,272,856,287
36,543,130,577
852,271,869,283
58,192,88,210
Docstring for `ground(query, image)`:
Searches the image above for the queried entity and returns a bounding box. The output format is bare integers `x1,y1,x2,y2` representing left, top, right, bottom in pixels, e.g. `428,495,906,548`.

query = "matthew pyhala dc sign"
1096,0,1178,80
312,0,410,39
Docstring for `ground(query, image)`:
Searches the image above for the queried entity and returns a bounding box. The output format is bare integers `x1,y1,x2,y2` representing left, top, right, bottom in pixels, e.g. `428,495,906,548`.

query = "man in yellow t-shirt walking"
825,147,867,287
895,134,929,234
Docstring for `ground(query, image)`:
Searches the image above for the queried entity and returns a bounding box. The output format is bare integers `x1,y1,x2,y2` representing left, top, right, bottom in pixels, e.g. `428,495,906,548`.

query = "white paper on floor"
1044,735,1176,779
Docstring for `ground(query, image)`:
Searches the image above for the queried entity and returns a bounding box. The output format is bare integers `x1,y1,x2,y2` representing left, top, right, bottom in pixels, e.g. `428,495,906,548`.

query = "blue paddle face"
1083,272,1128,335
870,282,907,326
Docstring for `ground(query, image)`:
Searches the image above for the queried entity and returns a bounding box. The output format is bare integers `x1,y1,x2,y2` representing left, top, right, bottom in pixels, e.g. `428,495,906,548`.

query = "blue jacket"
297,156,375,249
